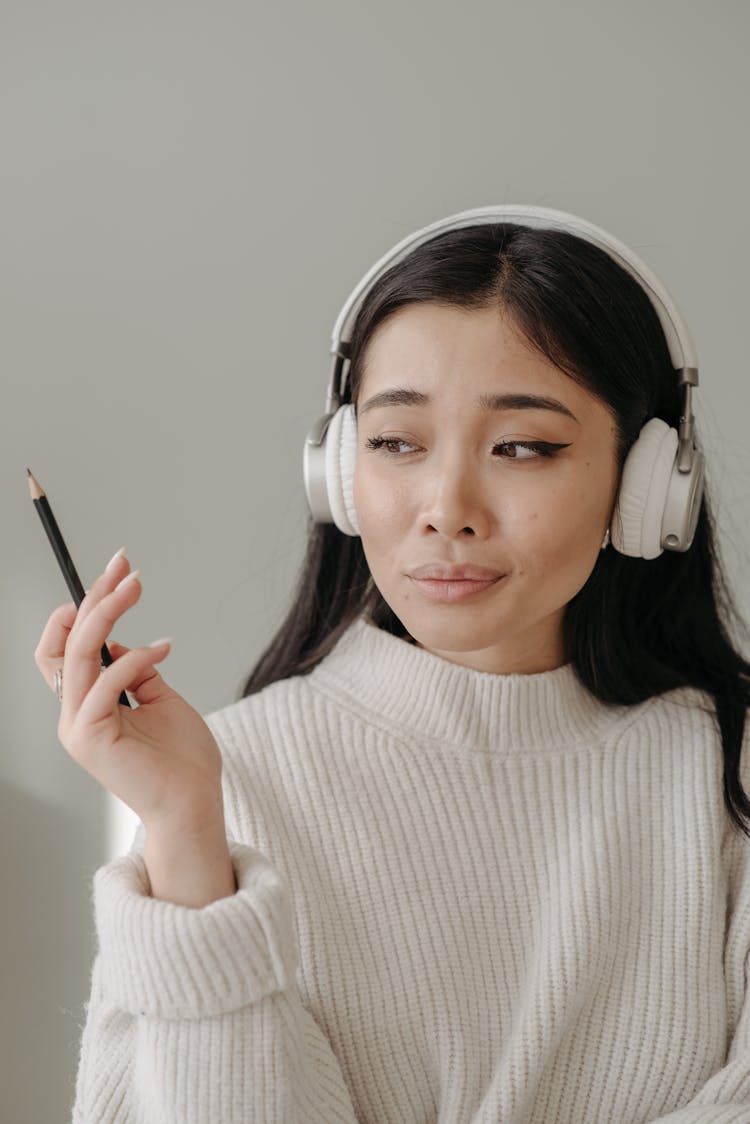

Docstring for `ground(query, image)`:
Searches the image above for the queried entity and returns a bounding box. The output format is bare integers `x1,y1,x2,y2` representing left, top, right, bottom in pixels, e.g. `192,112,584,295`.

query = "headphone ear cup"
324,404,360,536
610,417,679,558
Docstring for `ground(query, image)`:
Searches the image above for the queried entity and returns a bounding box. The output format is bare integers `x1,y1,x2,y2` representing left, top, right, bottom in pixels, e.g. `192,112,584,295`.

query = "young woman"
35,208,750,1123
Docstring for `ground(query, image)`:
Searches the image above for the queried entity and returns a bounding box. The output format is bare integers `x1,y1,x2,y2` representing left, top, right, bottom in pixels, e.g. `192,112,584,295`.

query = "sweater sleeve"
643,799,750,1124
72,840,359,1124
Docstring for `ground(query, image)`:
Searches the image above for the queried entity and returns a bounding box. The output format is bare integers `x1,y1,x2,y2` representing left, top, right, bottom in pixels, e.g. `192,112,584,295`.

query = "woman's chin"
396,609,505,656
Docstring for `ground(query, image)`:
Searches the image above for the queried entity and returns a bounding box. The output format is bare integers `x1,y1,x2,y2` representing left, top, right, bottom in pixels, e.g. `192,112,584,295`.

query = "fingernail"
115,568,141,591
106,547,127,572
148,637,172,648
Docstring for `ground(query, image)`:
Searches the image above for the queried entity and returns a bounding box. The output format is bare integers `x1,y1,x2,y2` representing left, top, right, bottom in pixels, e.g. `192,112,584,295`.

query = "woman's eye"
493,440,557,460
365,436,418,455
365,436,568,460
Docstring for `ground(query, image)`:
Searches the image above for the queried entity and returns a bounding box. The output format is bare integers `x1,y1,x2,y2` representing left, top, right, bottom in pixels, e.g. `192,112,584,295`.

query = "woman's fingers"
75,640,174,728
34,549,132,693
34,554,173,726
60,570,142,723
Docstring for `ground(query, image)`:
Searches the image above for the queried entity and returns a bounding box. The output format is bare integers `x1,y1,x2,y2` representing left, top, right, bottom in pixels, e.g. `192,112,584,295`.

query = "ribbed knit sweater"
74,615,750,1124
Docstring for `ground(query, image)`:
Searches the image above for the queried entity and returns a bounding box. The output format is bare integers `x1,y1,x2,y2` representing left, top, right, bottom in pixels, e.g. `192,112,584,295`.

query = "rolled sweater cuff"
93,841,298,1020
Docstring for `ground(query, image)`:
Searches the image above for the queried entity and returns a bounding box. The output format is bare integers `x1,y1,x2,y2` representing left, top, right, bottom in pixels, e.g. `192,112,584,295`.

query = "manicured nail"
115,568,141,591
106,546,127,572
148,637,172,648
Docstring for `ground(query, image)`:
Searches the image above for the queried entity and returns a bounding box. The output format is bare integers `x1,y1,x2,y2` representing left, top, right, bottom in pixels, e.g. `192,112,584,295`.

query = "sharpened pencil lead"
27,470,44,500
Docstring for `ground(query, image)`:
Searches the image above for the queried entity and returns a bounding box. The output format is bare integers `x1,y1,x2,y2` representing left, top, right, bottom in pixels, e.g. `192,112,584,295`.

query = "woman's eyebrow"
358,387,580,424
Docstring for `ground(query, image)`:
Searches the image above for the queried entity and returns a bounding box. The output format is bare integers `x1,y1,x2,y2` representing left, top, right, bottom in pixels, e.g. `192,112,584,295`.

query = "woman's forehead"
358,303,596,419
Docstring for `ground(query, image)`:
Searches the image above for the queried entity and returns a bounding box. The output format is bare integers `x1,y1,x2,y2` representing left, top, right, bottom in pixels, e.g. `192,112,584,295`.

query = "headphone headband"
326,204,701,402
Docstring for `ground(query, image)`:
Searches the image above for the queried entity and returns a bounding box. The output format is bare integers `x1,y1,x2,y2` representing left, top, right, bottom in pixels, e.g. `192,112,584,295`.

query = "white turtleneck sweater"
74,616,750,1124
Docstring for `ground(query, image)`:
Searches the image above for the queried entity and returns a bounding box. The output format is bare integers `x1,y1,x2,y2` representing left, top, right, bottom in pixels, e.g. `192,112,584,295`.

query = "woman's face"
352,302,621,675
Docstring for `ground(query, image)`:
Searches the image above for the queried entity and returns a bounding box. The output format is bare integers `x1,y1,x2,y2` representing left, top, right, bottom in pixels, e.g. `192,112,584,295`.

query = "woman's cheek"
356,471,408,525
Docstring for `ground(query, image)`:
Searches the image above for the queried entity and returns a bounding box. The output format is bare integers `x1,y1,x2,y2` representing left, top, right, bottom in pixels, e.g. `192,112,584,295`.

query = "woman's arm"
33,557,357,1120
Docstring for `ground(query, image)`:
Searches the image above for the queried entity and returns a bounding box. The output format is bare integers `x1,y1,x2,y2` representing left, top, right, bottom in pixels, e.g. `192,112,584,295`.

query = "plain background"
3,1,749,1119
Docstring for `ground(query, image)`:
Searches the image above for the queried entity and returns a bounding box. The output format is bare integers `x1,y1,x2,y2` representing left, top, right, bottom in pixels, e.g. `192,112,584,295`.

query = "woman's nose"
419,460,492,538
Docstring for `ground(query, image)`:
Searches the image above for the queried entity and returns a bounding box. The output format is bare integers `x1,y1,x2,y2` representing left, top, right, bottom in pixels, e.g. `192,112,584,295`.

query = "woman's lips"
409,576,504,602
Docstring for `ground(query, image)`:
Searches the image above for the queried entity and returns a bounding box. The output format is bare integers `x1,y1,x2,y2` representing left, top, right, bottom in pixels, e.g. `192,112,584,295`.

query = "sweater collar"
308,615,628,754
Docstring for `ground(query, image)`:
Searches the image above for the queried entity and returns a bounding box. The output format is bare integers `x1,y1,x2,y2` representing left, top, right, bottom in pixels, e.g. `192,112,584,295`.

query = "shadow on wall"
0,781,103,1124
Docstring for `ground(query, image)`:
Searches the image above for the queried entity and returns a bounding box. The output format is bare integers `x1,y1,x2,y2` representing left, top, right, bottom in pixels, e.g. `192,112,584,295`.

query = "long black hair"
240,223,750,839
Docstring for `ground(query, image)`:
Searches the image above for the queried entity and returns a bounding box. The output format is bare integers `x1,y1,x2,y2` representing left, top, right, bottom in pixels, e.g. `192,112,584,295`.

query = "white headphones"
303,205,705,559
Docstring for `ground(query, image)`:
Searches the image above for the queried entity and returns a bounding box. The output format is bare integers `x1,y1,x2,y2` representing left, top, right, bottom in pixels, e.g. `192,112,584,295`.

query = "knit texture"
74,615,750,1123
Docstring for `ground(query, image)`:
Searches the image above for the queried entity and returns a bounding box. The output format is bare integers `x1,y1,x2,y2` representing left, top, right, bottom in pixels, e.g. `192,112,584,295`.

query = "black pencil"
27,469,132,708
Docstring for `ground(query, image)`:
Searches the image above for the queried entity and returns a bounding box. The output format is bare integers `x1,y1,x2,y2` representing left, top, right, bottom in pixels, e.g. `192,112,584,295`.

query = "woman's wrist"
143,819,237,908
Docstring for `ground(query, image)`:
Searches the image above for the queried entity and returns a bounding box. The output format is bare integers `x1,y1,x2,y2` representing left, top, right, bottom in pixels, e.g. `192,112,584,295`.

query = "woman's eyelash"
364,436,571,460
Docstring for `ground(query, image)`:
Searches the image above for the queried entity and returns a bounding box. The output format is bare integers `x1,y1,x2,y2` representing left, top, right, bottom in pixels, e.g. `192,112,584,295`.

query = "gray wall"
2,1,749,1119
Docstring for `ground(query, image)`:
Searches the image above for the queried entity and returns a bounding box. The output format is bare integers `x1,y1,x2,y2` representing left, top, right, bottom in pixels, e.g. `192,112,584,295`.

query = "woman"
34,209,750,1123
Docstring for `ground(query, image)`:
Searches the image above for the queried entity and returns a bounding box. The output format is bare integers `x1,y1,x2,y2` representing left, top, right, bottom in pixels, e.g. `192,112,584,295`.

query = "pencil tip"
26,467,31,475
27,469,44,499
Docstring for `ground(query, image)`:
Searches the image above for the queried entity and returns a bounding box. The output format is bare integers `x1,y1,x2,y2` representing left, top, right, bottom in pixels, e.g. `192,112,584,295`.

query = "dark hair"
240,223,750,839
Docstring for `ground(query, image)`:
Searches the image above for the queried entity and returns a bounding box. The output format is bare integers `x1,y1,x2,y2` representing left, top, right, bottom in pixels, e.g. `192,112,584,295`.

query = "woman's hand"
34,550,236,906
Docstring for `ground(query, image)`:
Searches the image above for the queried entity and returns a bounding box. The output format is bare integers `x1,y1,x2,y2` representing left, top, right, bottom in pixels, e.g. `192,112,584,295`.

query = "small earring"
601,528,611,551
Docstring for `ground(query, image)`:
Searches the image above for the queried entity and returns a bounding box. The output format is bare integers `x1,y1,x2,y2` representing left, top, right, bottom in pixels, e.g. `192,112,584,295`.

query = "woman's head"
343,223,684,673
243,221,750,836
